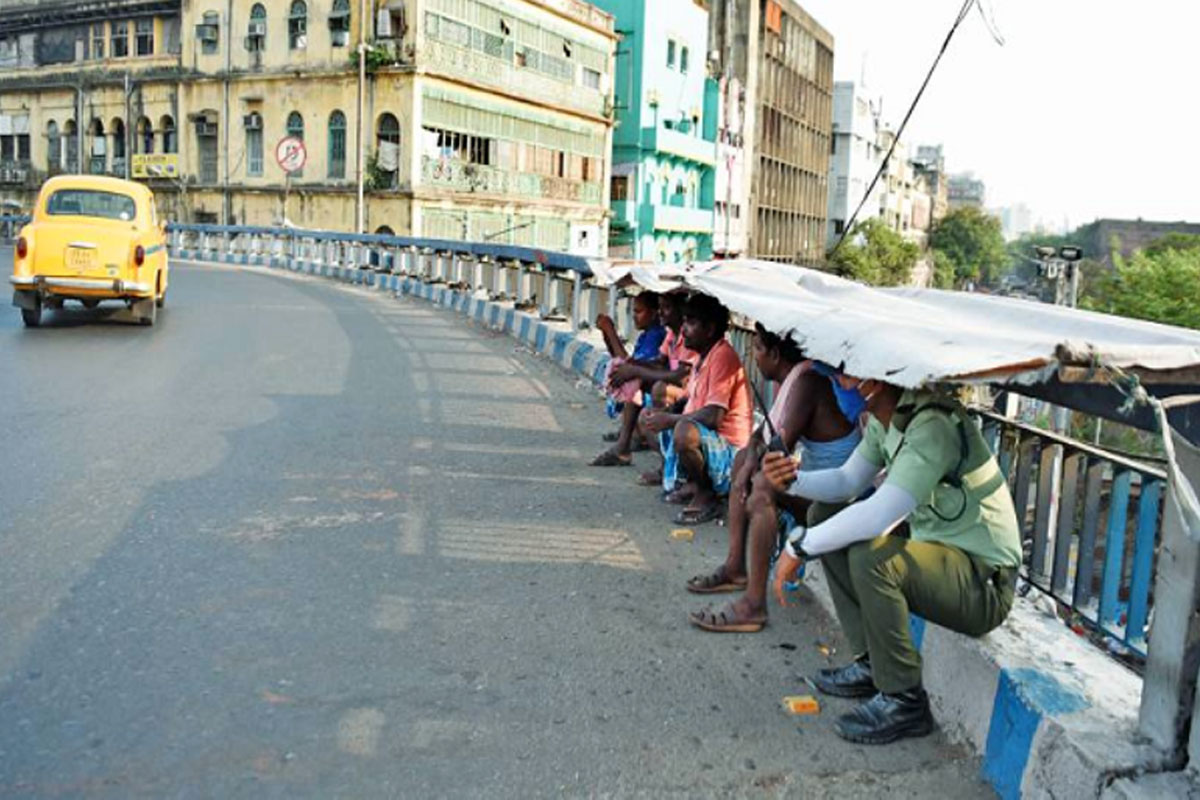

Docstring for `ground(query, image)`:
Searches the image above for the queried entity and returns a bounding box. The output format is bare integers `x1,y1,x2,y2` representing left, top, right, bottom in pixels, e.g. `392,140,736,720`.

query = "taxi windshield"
46,189,137,222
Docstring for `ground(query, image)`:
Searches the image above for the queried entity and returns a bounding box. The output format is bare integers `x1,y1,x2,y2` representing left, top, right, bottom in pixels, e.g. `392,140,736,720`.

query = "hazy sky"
800,0,1198,229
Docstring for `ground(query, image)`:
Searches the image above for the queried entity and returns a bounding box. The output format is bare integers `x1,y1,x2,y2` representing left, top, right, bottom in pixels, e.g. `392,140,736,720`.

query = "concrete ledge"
802,560,1172,799
173,248,1178,799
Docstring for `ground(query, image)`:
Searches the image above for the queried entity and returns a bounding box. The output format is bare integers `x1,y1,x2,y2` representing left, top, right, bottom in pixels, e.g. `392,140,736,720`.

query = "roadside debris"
781,695,821,716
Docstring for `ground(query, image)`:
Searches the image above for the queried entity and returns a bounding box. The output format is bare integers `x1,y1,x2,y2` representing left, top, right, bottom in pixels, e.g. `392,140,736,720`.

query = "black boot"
834,687,935,745
812,655,875,698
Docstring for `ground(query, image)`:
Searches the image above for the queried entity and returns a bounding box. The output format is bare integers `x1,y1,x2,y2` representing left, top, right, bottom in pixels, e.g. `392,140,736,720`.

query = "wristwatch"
784,526,809,560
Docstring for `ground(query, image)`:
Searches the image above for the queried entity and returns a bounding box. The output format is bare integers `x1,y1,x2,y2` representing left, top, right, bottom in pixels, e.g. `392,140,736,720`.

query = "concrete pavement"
0,255,993,797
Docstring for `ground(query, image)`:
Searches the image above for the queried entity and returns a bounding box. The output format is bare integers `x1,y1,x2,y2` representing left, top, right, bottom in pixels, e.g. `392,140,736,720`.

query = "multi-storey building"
912,143,948,222
0,0,617,254
594,0,716,263
748,0,832,266
826,80,882,248
947,171,985,210
708,0,831,265
708,0,756,259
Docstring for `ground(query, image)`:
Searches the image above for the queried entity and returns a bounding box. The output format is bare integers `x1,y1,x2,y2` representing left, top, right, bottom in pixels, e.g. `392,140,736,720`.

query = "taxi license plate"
67,247,97,272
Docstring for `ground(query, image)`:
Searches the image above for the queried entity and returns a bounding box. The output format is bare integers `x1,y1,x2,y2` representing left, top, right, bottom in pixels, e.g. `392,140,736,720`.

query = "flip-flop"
589,449,632,467
688,604,766,633
686,569,748,595
674,502,723,525
602,431,620,442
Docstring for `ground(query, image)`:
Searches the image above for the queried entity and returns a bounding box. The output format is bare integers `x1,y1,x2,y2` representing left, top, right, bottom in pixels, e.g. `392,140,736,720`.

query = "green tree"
931,249,956,289
929,207,1007,286
1143,232,1200,257
1083,246,1200,329
827,218,921,286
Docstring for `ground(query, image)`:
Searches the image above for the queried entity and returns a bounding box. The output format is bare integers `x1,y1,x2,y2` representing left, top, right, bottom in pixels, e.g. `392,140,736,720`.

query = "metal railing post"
1140,430,1200,756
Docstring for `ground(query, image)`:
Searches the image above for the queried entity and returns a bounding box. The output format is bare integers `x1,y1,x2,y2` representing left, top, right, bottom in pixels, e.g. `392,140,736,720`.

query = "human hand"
761,451,799,492
774,549,803,607
595,313,615,331
643,410,675,435
609,363,638,386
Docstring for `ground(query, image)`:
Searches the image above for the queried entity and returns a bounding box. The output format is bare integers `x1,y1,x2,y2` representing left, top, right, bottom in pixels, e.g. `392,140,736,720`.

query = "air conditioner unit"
248,21,266,38
195,121,218,137
243,115,262,131
196,24,219,43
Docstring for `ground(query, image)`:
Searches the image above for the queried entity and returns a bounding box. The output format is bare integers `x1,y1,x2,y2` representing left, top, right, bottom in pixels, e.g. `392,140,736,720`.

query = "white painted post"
1141,430,1200,757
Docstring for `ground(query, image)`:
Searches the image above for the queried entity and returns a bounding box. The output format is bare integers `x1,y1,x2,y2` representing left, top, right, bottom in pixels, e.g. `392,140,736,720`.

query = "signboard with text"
131,154,180,180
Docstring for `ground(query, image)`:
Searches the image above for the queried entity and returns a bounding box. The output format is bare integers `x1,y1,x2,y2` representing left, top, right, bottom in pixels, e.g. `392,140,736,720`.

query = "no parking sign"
276,137,307,174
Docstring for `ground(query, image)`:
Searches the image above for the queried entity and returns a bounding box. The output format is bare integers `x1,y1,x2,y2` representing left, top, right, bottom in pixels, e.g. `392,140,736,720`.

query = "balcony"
0,160,33,185
641,126,716,167
639,203,714,235
420,156,602,205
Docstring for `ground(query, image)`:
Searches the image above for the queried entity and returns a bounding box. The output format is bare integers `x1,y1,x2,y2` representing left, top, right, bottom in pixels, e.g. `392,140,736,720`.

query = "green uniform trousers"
821,536,1017,693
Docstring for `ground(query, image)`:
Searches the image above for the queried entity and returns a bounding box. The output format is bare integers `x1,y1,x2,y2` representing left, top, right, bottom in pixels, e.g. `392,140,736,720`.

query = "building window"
611,174,628,201
582,67,600,89
137,117,154,154
47,121,61,171
135,18,154,56
198,13,219,55
196,115,219,183
160,115,177,154
330,0,351,47
88,119,107,174
286,111,304,177
680,46,689,73
376,112,400,189
112,21,129,58
245,112,263,176
289,1,308,50
91,23,105,59
111,118,126,175
667,40,675,69
328,110,346,179
63,121,79,172
247,4,267,52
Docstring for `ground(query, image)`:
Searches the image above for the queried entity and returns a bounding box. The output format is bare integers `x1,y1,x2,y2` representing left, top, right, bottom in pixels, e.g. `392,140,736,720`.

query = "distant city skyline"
803,0,1198,231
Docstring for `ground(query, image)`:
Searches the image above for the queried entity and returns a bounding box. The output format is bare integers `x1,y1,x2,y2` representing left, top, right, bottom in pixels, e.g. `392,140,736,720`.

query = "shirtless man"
687,349,863,633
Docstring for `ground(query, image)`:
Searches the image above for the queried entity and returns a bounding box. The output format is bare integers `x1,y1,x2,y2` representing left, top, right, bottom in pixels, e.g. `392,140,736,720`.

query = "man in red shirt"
643,294,752,525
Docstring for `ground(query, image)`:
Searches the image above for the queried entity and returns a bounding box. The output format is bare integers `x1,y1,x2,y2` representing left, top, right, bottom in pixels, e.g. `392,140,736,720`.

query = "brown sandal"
689,603,766,633
686,567,748,595
589,449,632,467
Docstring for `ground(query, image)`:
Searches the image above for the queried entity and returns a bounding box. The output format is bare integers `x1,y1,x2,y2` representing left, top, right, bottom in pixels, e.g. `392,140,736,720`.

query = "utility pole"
123,72,132,180
355,0,367,234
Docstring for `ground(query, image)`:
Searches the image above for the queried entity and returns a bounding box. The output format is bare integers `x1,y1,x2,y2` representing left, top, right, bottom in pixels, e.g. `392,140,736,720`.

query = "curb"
175,250,1171,799
802,561,1169,799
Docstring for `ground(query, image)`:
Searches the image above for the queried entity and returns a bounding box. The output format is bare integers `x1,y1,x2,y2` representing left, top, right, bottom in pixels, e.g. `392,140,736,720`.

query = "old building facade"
0,0,617,253
595,0,717,263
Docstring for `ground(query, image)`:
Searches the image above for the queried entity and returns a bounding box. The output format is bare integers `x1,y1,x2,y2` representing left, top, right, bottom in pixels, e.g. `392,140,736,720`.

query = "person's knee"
673,419,700,452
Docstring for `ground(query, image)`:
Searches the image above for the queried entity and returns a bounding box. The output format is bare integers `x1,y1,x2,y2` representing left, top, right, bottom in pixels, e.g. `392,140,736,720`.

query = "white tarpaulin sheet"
589,259,1200,389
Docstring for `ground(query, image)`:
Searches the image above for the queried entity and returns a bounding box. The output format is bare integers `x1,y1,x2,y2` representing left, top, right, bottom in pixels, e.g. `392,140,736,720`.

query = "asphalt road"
0,253,994,798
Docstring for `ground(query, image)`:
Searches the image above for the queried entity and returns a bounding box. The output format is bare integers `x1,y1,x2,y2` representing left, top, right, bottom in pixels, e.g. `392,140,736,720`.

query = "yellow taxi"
10,175,169,327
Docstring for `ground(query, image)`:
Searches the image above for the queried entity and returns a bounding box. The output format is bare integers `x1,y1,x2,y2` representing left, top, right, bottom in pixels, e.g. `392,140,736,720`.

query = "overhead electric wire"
828,0,980,259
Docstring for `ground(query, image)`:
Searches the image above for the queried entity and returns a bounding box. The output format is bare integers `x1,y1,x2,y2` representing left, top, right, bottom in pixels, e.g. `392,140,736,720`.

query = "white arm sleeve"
791,484,918,557
788,451,880,503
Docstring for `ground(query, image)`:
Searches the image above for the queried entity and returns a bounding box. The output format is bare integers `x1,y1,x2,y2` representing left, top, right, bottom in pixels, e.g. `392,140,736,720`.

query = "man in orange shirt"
643,294,752,525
